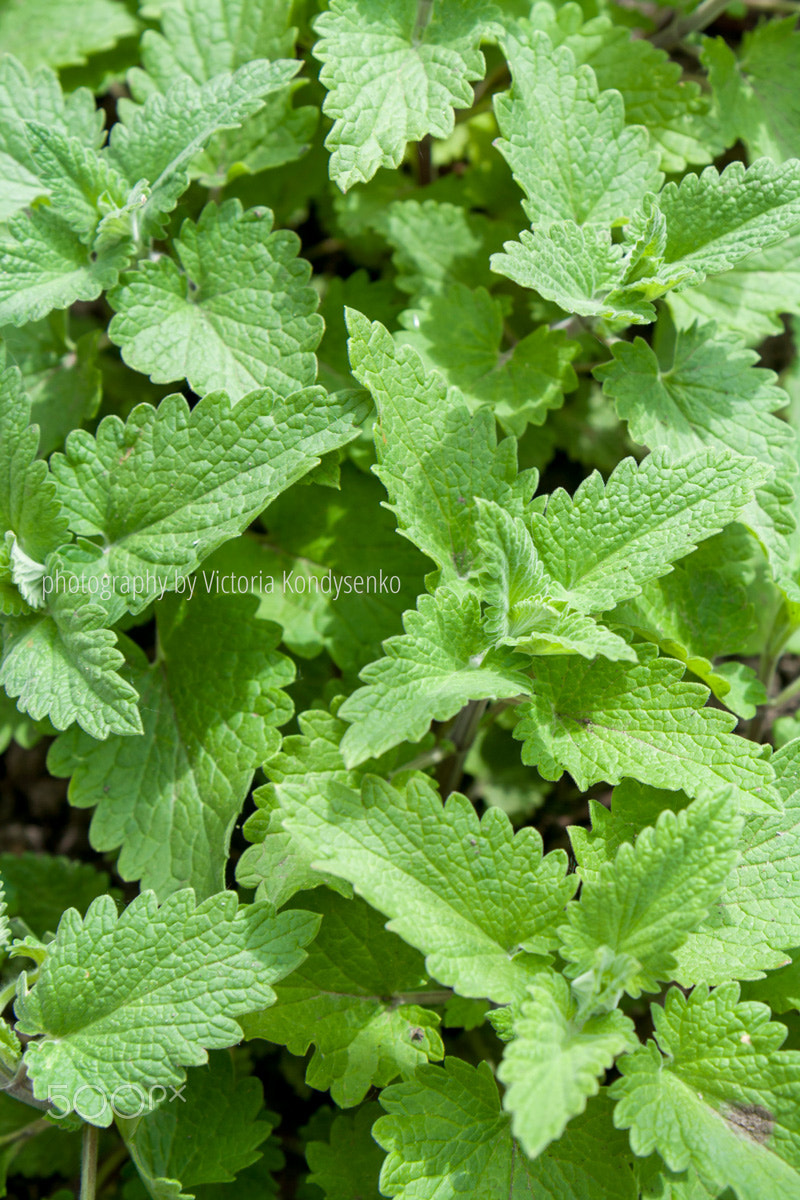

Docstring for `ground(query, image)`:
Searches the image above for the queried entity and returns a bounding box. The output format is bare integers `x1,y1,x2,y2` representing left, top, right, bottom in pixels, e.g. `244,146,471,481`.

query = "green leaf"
645,158,800,288
703,18,800,164
498,970,637,1157
127,1053,273,1200
561,791,741,996
525,1,720,173
306,1103,384,1200
238,707,365,909
283,773,576,1004
491,222,655,324
0,0,139,71
49,385,367,612
597,324,796,589
611,983,800,1200
107,59,299,235
346,310,536,581
1,592,143,738
109,200,322,401
475,498,637,662
380,198,514,298
579,778,800,986
530,449,768,613
313,0,495,191
16,889,318,1126
338,588,532,765
0,361,69,569
0,206,130,328
667,230,800,346
514,643,776,809
1,315,102,457
0,852,110,938
495,30,661,228
47,590,293,901
611,532,770,719
396,284,578,436
130,0,315,184
242,890,444,1107
375,1061,638,1199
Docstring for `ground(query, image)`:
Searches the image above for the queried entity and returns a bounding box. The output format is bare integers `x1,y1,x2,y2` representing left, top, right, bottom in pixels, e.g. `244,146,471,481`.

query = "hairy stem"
80,1123,100,1200
437,699,489,798
650,0,732,49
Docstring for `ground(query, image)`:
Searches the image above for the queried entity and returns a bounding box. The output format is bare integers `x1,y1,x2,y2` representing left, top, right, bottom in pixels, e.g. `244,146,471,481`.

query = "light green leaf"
495,30,661,228
16,889,318,1126
611,533,770,719
339,588,532,766
283,772,575,1004
611,983,800,1200
644,158,800,289
530,449,768,613
0,206,130,328
1,315,102,457
396,284,578,436
1,592,142,739
242,890,444,1106
346,310,536,581
703,19,800,164
49,385,366,612
237,707,363,909
0,361,68,569
380,198,514,297
48,590,293,901
597,324,796,589
0,0,138,71
109,199,321,401
498,970,636,1157
205,465,427,675
107,59,299,235
667,230,800,346
127,1053,273,1200
491,222,655,324
129,0,314,184
561,791,741,996
576,773,800,987
524,2,720,173
475,498,637,662
375,1061,637,1200
313,0,495,191
514,643,776,809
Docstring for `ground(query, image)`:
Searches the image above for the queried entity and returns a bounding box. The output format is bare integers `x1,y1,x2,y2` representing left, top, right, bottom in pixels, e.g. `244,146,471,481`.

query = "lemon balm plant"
2,0,800,1196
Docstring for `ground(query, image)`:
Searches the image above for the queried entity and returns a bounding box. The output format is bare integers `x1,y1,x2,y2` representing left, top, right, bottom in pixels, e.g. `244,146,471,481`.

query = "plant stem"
417,135,433,186
768,672,800,714
0,1117,50,1148
437,699,489,798
80,1123,99,1200
651,0,732,48
393,989,453,1007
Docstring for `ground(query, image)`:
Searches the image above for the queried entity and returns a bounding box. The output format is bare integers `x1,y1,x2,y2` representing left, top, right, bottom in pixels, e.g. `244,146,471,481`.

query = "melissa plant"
1,0,800,1197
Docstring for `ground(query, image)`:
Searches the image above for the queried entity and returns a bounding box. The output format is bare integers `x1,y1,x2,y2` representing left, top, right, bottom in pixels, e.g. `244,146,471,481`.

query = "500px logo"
47,1081,186,1120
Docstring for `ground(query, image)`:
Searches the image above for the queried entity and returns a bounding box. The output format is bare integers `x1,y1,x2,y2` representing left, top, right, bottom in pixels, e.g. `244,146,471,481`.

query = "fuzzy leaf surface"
313,0,495,190
48,592,293,901
49,386,366,612
514,643,776,809
611,984,800,1200
16,890,318,1126
109,200,322,401
243,890,444,1106
283,773,575,1004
